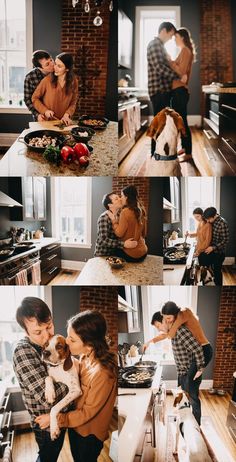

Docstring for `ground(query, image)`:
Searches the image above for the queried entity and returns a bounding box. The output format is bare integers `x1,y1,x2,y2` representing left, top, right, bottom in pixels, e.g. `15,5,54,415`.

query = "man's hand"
61,112,72,126
185,230,189,237
35,414,50,429
193,369,203,380
204,246,214,254
142,342,150,352
181,74,187,84
107,210,116,223
45,110,55,120
37,114,45,122
124,238,138,249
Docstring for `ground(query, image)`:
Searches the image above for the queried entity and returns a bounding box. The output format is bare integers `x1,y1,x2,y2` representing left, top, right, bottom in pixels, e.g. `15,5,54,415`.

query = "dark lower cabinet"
226,400,236,443
40,242,61,285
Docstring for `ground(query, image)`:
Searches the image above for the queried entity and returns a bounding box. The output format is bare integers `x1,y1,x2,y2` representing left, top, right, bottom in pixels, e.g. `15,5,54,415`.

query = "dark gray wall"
147,178,163,256
52,286,80,337
119,0,201,115
220,178,236,256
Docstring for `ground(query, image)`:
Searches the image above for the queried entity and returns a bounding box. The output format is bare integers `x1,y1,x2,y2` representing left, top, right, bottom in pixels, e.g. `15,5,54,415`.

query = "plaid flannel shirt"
171,325,205,376
13,337,68,427
24,68,45,120
94,211,123,256
211,215,229,254
147,37,179,96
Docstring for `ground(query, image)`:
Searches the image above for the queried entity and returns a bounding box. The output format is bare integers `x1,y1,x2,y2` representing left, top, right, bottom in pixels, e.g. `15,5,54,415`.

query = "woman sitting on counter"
107,185,148,262
185,207,212,259
32,52,78,126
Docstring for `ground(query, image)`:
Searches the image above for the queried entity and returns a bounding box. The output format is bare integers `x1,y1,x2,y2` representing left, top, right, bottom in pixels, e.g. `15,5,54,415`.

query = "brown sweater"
57,355,117,442
32,74,78,119
167,308,209,344
170,46,193,90
195,222,212,255
113,207,148,258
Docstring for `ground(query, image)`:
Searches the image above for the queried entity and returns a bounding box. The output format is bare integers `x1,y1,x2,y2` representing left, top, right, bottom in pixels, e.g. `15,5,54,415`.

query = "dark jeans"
150,91,171,155
171,87,192,155
115,247,147,263
34,427,66,462
198,252,225,286
68,429,103,462
178,343,213,426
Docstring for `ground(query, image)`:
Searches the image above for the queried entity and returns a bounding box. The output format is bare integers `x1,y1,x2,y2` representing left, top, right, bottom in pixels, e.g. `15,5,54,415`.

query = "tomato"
73,143,90,159
79,155,89,167
60,146,74,163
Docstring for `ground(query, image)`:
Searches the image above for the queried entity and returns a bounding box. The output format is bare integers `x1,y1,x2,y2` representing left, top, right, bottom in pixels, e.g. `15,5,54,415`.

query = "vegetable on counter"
60,145,75,163
43,145,61,165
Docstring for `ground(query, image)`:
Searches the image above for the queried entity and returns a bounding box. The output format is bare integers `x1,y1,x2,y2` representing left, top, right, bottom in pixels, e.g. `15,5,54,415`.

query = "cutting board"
29,120,79,133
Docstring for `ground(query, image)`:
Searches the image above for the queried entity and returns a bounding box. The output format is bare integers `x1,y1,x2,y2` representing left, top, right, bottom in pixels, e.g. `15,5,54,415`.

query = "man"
94,192,137,256
24,50,54,121
144,310,205,425
202,207,229,285
13,297,68,462
147,22,180,155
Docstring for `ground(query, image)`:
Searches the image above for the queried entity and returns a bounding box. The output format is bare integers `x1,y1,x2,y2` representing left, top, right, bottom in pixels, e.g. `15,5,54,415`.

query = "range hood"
118,295,137,312
0,191,23,207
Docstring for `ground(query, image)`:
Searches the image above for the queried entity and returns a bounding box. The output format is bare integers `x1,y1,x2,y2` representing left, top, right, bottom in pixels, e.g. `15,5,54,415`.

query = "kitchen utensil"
122,368,155,385
164,247,189,263
78,115,109,130
71,126,95,143
183,233,188,250
0,248,15,261
106,256,125,269
134,360,157,369
18,130,68,153
118,393,136,396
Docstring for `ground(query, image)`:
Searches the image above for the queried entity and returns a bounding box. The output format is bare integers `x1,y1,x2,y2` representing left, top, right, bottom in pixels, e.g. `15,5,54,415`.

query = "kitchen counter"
74,255,163,286
0,122,118,176
202,85,236,94
0,237,59,267
118,356,163,462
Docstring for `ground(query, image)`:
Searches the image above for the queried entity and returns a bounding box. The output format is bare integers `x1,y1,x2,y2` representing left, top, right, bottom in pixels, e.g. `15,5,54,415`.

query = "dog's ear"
146,112,166,138
176,115,186,136
184,391,190,401
173,392,183,407
63,352,73,371
146,124,156,138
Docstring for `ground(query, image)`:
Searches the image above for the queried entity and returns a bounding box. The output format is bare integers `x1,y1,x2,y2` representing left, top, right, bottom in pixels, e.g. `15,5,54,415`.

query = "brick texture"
61,0,111,116
80,286,118,354
213,287,236,392
200,0,233,85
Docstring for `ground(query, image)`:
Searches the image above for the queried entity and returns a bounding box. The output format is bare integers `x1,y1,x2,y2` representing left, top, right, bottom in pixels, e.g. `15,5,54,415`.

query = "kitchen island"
118,356,163,462
74,255,163,286
0,122,118,176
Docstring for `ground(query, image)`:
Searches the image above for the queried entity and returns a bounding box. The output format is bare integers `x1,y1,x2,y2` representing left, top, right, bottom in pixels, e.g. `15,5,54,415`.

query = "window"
181,178,220,233
0,287,44,378
135,6,180,88
141,286,196,361
0,0,32,107
51,177,92,247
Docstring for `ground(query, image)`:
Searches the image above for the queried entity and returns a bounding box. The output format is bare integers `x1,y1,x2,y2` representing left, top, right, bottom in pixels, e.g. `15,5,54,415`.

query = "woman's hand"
45,110,55,120
107,210,116,223
61,113,72,125
35,414,50,429
37,114,45,122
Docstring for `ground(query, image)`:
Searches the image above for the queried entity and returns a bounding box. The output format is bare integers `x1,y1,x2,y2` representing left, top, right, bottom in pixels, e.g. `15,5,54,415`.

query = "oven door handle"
221,104,236,113
222,137,236,153
0,394,10,412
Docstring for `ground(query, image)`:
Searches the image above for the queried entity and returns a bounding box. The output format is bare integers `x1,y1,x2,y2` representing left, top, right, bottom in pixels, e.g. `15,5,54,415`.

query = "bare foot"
178,154,193,162
177,148,185,155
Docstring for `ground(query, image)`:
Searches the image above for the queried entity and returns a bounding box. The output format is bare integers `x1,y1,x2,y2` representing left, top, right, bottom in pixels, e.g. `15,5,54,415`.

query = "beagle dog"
43,334,82,440
172,389,212,462
146,107,186,176
196,266,215,286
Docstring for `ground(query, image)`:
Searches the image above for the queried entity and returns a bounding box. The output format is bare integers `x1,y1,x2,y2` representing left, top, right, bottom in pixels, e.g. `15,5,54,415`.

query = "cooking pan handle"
18,136,26,144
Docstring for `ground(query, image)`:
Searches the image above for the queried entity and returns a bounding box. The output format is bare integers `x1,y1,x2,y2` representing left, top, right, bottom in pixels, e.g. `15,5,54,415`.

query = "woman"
35,310,117,462
32,52,78,125
186,207,212,262
108,185,148,262
168,28,196,160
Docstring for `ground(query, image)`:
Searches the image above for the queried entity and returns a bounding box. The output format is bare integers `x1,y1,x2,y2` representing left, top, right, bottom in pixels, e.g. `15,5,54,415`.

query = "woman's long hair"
176,28,197,62
161,301,180,318
68,310,117,378
122,185,147,224
51,52,76,95
193,207,207,222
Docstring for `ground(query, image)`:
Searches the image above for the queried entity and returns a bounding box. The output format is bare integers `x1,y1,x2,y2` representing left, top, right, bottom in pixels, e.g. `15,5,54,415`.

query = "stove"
118,366,155,388
0,247,40,285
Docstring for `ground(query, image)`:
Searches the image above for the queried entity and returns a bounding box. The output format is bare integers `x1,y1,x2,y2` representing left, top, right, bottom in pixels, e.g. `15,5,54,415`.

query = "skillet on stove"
122,368,155,385
164,246,189,263
18,130,68,153
134,360,157,369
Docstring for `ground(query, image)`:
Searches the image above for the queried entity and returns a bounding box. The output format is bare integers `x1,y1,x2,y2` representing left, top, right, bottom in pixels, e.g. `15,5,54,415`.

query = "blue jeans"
34,427,66,462
171,87,192,155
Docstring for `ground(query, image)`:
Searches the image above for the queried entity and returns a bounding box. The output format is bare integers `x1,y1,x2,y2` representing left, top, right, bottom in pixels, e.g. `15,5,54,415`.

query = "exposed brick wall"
61,0,111,116
112,177,150,216
200,0,233,85
213,287,236,392
80,286,118,354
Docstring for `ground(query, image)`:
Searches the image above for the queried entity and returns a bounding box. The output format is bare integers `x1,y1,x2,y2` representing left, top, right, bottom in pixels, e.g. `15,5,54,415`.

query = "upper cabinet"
9,177,47,222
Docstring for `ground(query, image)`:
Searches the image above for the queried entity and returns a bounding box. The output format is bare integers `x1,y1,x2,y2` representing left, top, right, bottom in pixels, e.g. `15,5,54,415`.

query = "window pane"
186,178,215,231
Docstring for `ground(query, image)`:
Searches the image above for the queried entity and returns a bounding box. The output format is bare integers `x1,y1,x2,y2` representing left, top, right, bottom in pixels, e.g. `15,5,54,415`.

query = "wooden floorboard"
48,269,81,285
119,128,214,177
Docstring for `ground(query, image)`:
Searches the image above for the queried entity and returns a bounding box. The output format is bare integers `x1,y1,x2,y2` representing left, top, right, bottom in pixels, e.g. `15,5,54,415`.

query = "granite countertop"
0,122,118,176
74,255,163,286
118,358,163,462
202,85,236,94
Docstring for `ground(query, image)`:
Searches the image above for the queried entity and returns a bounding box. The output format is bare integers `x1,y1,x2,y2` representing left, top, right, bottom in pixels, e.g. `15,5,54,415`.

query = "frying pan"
122,368,155,385
164,247,189,263
134,360,157,369
18,130,68,153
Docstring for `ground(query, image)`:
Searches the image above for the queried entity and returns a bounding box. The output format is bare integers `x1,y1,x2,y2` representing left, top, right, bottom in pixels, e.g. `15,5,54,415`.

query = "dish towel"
15,269,28,285
31,261,41,285
133,103,141,131
123,106,136,139
3,446,13,462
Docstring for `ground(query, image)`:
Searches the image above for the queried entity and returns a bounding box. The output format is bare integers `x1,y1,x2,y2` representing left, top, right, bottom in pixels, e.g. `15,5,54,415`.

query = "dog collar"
179,403,191,410
154,153,178,161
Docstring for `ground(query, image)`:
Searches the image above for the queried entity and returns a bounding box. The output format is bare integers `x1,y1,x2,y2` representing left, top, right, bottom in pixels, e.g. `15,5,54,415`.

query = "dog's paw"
45,388,56,404
50,425,60,440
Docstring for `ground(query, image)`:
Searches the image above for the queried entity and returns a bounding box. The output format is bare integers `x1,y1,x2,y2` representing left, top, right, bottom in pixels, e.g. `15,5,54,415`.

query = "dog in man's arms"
42,334,82,440
172,388,212,461
146,107,186,176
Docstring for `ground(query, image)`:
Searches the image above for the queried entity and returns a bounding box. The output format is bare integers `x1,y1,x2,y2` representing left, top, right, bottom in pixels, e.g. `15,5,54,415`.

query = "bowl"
106,256,125,269
208,388,217,395
216,389,226,396
78,115,109,130
71,126,95,143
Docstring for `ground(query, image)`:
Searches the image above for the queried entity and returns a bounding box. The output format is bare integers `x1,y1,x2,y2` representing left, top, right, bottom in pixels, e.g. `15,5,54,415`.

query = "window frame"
0,0,33,113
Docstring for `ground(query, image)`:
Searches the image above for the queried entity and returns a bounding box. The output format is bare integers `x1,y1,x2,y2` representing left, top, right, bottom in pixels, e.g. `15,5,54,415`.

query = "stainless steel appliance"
0,243,40,285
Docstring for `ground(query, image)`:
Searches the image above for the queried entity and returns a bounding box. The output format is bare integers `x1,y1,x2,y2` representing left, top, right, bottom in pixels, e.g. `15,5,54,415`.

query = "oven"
0,394,14,459
218,93,236,175
0,250,40,285
149,382,166,448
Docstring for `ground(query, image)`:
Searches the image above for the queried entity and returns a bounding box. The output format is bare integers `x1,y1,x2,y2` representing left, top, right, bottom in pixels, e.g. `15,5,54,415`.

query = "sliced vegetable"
43,145,61,166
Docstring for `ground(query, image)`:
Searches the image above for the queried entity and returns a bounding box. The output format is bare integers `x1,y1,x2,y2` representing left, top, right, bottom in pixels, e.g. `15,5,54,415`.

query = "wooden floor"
48,269,81,285
222,266,236,285
156,391,236,462
119,128,214,177
12,410,117,462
